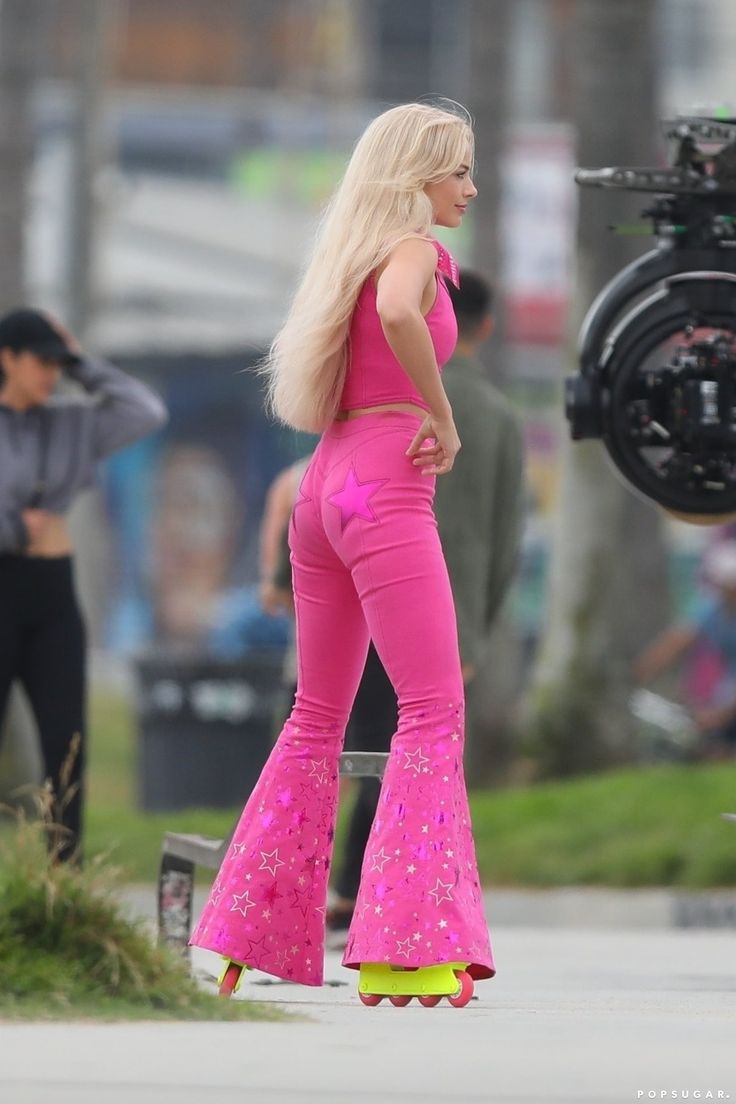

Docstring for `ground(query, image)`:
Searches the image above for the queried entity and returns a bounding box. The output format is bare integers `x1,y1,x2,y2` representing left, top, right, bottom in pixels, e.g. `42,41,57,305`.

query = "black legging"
0,554,86,863
334,642,397,902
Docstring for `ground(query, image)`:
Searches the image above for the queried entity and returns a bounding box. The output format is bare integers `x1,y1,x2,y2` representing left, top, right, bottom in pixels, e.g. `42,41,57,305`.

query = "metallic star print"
403,746,430,773
259,848,285,877
309,758,329,784
190,702,494,984
209,879,224,907
429,879,454,906
230,890,255,917
370,847,391,873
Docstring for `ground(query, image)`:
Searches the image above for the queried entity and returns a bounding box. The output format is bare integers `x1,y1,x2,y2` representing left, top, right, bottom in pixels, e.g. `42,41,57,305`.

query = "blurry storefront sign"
501,123,576,346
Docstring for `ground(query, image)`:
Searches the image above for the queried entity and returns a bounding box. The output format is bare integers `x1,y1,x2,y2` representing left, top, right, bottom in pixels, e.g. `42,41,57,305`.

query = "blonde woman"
191,102,495,1006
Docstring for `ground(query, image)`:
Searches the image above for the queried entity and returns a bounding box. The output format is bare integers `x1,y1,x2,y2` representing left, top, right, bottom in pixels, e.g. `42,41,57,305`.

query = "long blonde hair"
260,101,474,432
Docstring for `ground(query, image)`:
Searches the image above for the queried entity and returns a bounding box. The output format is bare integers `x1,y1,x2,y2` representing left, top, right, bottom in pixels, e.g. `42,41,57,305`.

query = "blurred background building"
3,0,736,793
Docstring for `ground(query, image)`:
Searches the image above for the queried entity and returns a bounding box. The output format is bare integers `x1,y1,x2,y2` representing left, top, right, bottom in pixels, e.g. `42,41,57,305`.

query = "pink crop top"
339,239,459,413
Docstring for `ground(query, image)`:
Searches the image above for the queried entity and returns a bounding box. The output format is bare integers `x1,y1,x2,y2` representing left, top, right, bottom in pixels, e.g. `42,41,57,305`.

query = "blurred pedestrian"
635,541,736,759
258,458,309,620
0,308,167,861
326,268,524,938
191,101,495,1000
205,459,302,662
257,457,310,721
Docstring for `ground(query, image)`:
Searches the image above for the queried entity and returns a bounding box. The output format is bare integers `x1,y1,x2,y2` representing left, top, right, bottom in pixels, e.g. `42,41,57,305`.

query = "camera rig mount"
566,115,736,520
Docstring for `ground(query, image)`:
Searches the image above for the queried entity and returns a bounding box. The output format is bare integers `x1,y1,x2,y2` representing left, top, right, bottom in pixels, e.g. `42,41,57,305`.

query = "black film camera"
566,116,736,519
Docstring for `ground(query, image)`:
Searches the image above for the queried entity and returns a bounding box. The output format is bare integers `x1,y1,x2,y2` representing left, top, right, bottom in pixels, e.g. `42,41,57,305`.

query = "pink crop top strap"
431,238,460,288
339,238,460,414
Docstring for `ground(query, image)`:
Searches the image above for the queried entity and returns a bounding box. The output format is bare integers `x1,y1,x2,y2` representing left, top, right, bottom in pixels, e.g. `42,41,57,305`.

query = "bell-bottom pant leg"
190,446,371,986
319,416,494,980
191,413,494,984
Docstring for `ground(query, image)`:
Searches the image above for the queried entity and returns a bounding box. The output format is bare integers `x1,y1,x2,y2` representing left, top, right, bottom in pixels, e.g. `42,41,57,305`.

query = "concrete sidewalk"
2,885,734,1103
2,927,734,1103
485,886,736,930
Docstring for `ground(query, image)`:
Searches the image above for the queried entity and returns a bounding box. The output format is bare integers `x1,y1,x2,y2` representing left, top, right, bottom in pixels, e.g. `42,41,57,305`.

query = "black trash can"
135,650,286,811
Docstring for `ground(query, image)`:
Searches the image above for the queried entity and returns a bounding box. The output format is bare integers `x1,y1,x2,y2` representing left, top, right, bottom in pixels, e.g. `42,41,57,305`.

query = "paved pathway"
3,921,734,1104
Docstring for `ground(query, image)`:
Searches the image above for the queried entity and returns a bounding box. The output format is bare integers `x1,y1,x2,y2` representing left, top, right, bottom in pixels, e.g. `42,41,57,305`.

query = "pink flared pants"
190,412,495,984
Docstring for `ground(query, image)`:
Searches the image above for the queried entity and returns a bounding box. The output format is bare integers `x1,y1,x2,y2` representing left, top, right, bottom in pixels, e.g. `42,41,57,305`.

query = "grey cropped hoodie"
0,356,167,552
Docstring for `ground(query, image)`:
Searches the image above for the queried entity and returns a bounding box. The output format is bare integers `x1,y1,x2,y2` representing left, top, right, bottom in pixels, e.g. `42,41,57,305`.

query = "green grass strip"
470,762,736,888
0,814,285,1022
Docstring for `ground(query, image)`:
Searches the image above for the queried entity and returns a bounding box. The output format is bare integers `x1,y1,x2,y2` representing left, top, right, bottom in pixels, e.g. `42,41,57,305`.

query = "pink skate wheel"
389,995,412,1007
447,970,474,1008
218,962,243,999
359,990,383,1006
418,994,441,1007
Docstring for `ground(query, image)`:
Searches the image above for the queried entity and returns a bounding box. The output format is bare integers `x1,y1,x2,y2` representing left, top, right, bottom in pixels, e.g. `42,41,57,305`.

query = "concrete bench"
158,751,389,957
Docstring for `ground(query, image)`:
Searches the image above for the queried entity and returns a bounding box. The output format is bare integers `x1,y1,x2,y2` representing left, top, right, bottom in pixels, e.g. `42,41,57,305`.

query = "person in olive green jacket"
268,269,525,940
436,270,525,682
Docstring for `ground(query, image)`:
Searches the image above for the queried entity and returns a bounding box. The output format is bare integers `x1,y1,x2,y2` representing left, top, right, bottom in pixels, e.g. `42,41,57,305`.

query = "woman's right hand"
260,579,294,616
405,412,461,476
22,509,52,547
21,510,72,556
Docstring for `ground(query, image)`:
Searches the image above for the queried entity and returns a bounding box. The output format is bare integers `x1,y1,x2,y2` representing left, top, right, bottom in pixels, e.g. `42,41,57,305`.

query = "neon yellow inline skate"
357,962,474,1008
217,958,249,998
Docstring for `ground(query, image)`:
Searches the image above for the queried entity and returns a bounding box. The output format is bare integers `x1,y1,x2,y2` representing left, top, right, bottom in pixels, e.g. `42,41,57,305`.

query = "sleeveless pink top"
339,239,459,413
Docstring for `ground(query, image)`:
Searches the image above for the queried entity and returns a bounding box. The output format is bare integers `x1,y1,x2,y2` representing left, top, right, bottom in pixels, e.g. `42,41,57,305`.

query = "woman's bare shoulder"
377,236,438,278
390,235,438,259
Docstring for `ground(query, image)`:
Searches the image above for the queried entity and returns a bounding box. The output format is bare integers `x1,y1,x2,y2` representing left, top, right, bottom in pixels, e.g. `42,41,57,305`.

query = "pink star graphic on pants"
290,482,312,535
327,466,388,531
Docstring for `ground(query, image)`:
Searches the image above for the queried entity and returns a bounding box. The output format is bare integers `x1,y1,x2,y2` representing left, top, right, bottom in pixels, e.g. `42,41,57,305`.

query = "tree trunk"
64,0,117,337
0,0,41,309
0,0,44,803
461,0,518,783
526,0,667,777
467,0,511,333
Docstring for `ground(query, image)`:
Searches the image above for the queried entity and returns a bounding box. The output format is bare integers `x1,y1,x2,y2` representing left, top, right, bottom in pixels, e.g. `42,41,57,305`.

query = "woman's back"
339,240,458,413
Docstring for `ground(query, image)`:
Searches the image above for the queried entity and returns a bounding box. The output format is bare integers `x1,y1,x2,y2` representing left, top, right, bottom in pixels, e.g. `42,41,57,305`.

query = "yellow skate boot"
217,958,249,998
357,961,473,1008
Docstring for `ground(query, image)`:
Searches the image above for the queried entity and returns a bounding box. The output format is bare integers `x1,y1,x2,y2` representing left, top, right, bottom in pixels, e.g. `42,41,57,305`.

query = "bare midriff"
24,514,73,557
335,402,428,422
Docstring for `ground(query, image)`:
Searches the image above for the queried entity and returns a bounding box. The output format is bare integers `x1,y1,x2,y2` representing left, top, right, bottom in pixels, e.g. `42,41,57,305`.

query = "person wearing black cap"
0,308,167,861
